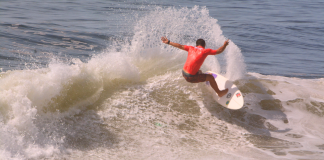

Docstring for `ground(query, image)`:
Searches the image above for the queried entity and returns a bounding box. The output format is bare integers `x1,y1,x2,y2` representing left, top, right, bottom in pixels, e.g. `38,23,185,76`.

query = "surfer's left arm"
215,39,230,54
161,36,185,50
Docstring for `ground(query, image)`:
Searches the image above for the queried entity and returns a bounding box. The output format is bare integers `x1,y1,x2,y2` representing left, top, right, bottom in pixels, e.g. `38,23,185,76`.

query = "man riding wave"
161,37,229,97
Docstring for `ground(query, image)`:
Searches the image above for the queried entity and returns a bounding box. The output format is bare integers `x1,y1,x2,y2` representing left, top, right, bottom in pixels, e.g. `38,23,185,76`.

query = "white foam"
0,51,141,158
5,5,324,160
241,73,324,159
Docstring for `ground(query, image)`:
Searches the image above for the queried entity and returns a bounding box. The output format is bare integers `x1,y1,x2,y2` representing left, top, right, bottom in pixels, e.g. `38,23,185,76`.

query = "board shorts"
182,70,207,83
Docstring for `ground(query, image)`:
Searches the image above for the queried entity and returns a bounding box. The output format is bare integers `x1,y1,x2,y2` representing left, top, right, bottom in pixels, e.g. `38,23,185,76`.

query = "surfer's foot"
217,88,229,97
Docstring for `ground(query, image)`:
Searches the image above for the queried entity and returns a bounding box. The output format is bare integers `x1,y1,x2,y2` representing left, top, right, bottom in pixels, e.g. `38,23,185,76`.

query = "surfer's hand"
161,36,169,44
224,39,229,46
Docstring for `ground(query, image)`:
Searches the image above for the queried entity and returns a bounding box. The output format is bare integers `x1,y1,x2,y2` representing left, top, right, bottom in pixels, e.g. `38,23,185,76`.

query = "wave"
1,6,324,160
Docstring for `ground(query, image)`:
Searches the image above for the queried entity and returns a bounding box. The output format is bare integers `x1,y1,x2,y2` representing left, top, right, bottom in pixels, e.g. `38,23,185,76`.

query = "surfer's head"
196,39,206,48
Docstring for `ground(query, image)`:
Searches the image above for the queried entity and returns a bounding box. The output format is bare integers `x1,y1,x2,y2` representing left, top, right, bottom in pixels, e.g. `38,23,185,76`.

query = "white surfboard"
205,71,244,110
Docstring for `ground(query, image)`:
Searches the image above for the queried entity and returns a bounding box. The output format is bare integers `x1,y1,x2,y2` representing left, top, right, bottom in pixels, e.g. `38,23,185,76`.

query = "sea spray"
225,42,246,80
129,6,245,79
0,52,140,158
0,6,248,159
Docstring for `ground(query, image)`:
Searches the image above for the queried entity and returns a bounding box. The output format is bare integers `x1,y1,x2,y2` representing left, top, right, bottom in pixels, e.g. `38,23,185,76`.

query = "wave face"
1,5,324,160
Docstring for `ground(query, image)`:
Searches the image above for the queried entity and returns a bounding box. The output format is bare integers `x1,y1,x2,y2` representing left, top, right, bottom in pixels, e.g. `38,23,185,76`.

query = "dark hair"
196,39,205,47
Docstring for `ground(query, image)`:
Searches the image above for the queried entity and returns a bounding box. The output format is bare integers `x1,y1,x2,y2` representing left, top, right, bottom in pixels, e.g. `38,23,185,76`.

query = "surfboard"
205,71,244,110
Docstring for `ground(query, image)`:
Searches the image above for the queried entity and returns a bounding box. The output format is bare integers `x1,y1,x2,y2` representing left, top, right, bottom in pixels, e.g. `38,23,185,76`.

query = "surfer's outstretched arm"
161,36,185,50
215,39,230,54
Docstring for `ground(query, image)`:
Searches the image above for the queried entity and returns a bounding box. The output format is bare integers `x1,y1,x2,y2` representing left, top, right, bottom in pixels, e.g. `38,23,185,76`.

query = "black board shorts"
182,70,207,83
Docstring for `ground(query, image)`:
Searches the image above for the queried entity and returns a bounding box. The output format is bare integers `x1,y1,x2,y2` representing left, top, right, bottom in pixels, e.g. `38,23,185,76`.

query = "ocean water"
0,0,324,159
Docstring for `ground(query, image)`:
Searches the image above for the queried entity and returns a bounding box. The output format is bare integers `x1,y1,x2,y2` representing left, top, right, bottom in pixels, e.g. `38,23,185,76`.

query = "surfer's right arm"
161,36,185,50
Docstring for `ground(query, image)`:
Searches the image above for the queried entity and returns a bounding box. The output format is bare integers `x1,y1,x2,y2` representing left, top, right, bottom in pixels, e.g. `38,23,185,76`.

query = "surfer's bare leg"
205,74,228,97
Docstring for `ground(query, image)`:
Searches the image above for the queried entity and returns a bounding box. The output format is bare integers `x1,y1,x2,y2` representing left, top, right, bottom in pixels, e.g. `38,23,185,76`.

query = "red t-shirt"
183,45,218,75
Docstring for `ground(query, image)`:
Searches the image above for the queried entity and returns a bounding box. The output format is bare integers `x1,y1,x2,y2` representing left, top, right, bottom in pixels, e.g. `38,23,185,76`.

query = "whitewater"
1,1,324,160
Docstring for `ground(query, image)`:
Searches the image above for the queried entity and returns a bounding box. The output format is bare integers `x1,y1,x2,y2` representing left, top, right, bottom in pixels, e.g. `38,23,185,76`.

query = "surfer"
161,37,229,97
